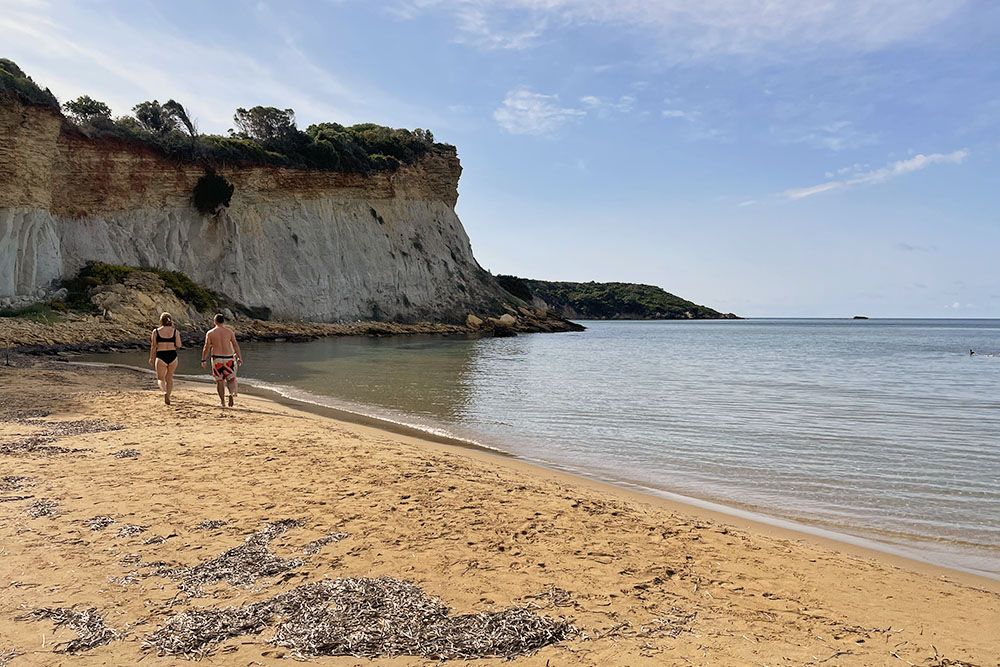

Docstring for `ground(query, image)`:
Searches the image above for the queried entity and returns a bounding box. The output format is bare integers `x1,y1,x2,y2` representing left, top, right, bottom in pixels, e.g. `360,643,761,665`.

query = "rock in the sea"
466,313,483,329
498,313,517,326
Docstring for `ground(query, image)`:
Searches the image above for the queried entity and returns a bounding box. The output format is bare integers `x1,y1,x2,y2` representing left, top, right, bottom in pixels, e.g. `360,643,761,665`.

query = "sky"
3,0,999,317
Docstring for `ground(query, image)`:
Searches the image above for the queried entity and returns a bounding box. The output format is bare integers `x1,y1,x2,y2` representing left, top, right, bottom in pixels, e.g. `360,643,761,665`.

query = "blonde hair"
159,312,173,327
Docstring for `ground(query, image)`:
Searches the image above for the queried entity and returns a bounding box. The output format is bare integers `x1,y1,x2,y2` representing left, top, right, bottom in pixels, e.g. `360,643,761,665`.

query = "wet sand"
1,360,998,665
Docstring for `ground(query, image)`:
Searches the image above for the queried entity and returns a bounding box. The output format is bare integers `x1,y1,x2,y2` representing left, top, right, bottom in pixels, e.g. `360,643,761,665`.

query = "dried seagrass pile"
0,418,124,456
86,515,115,531
111,448,140,459
0,435,76,456
18,607,116,653
193,519,228,531
117,524,146,538
302,532,348,555
162,519,303,595
146,577,574,660
0,475,31,492
26,498,58,518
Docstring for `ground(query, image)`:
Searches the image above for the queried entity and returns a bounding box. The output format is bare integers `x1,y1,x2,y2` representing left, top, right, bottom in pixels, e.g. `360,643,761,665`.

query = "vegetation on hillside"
0,58,58,108
497,276,736,320
1,58,447,175
63,262,220,313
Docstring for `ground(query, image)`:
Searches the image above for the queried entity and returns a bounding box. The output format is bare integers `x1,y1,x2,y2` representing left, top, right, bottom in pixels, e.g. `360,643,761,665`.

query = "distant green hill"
496,276,738,320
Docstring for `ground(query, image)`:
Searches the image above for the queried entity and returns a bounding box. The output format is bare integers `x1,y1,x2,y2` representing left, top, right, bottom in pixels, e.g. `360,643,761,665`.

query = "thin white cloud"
578,94,635,116
2,0,437,133
493,88,584,135
776,120,879,152
781,150,969,200
393,0,967,58
662,109,697,121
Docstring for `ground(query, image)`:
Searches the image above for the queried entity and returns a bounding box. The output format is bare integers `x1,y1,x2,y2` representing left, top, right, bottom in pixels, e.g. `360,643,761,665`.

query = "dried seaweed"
163,520,303,594
109,572,141,586
144,534,175,545
193,519,228,531
0,475,31,491
86,515,116,531
145,577,574,660
0,435,78,456
2,408,50,421
145,600,275,659
18,607,116,653
26,498,58,518
42,419,125,437
527,587,574,608
111,448,140,459
302,532,348,555
0,495,33,503
117,524,146,538
0,418,123,457
0,648,18,667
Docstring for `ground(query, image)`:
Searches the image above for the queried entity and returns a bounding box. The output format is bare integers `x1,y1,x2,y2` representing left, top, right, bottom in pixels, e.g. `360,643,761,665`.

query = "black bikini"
154,327,179,364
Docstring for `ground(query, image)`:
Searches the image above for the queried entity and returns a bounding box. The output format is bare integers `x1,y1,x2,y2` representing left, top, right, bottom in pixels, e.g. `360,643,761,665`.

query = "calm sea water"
80,319,1000,577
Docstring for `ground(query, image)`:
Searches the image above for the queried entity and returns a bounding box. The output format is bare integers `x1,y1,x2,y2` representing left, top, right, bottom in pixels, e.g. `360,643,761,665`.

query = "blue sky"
4,0,999,316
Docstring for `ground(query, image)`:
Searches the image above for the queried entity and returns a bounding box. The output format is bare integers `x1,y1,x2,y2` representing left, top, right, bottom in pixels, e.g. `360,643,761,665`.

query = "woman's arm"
148,330,157,367
175,328,182,349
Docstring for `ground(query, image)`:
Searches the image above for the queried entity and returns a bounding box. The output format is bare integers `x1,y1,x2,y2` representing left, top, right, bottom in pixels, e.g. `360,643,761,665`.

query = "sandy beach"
1,359,998,666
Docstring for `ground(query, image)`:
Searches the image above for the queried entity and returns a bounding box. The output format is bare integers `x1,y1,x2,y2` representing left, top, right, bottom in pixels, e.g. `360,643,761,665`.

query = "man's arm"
201,333,212,368
231,330,242,365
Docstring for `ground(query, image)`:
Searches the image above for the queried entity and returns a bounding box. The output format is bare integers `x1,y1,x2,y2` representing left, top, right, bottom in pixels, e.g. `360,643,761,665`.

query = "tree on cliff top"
163,99,197,136
133,100,173,134
232,106,297,145
62,95,112,124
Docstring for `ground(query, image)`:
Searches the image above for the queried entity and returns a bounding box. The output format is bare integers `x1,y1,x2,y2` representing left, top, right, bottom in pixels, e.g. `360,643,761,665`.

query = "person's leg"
216,379,226,406
164,359,178,404
154,358,167,392
226,376,238,406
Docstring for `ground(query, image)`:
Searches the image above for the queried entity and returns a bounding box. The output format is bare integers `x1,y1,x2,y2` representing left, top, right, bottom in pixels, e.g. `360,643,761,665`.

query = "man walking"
202,313,243,407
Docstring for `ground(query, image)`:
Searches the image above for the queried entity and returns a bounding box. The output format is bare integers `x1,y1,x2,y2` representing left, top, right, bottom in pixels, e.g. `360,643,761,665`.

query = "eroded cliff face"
0,102,512,321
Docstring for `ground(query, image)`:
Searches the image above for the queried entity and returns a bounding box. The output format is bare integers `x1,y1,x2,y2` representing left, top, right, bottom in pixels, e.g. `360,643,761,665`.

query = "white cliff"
0,101,512,321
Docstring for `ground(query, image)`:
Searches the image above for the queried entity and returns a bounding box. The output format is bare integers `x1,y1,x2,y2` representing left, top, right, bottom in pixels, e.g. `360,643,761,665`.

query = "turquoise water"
80,319,1000,577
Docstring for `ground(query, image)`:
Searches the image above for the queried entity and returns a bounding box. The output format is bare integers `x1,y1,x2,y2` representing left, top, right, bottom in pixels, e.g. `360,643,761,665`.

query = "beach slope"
0,361,997,665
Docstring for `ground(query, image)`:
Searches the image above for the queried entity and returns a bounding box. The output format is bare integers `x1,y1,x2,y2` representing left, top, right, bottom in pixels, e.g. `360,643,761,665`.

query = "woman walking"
149,312,181,405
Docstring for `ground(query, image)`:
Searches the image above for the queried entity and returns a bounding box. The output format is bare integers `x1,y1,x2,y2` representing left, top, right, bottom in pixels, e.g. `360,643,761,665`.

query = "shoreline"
2,359,999,664
216,379,1000,593
76,360,1000,592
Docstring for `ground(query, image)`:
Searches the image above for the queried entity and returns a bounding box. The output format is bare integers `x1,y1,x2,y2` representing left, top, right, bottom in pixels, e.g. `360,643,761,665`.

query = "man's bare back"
201,314,243,407
204,325,238,357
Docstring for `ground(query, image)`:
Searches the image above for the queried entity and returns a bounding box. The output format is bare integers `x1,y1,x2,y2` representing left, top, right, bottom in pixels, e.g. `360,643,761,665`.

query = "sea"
78,319,1000,579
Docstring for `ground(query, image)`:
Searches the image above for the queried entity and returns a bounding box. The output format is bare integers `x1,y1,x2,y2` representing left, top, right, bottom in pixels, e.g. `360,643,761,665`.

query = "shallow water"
80,319,1000,577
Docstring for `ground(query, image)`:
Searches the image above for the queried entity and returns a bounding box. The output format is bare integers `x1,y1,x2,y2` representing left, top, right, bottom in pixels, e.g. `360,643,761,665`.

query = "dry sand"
0,360,998,666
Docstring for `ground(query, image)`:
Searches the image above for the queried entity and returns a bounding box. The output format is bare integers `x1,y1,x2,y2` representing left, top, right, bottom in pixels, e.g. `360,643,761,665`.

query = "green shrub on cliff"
0,58,58,108
64,262,218,313
192,168,235,215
